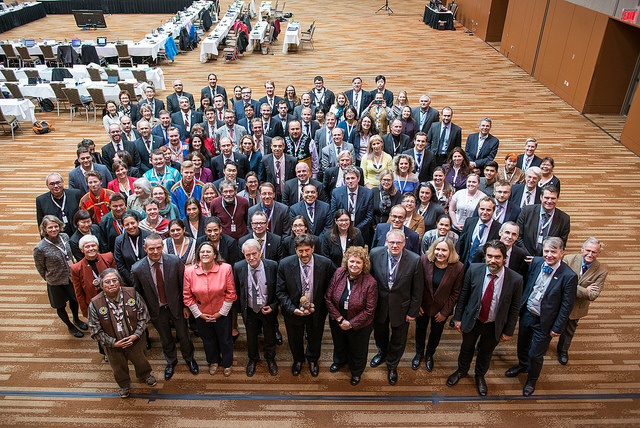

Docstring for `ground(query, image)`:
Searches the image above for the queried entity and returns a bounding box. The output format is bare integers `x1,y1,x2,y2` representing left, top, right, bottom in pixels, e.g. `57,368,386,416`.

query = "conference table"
200,0,245,61
36,0,193,14
0,2,46,34
423,5,454,30
3,79,146,101
282,22,300,53
259,1,271,21
0,99,36,122
248,20,268,51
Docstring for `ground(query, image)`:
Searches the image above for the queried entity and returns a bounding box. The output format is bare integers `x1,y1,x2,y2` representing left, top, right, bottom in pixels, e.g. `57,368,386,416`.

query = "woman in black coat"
321,209,364,268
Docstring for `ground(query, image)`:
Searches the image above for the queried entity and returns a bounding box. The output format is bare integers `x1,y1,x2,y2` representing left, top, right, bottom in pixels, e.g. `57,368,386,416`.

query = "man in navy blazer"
282,162,327,206
473,181,520,224
248,183,291,237
464,118,499,173
69,147,112,194
344,76,370,116
233,87,261,121
471,222,529,279
371,205,419,254
170,97,202,135
258,103,284,138
239,211,283,261
510,167,543,208
166,79,195,115
151,110,187,143
330,166,373,243
200,73,228,108
289,184,332,237
133,120,165,173
102,124,142,174
516,138,542,172
138,86,165,118
403,132,435,183
505,237,577,396
427,107,462,166
412,95,440,134
259,137,297,200
458,197,501,267
258,80,284,113
382,119,411,158
211,138,250,181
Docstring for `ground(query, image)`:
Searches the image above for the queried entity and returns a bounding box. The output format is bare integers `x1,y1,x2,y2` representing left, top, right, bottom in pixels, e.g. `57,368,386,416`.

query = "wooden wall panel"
501,0,548,74
455,0,488,40
485,0,509,42
621,90,640,153
534,0,573,93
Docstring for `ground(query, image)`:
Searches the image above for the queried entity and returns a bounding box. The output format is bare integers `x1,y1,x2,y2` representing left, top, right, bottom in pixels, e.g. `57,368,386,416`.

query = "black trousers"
151,305,195,365
414,314,447,357
457,320,500,376
283,315,325,363
517,310,552,382
196,314,233,368
329,319,374,377
557,318,579,353
373,316,410,369
243,309,277,361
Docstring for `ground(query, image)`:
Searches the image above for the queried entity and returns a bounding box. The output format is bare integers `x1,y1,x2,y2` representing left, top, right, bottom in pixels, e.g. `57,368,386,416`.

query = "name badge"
343,301,349,310
537,235,544,244
116,322,123,332
388,281,393,289
93,279,100,287
257,297,264,306
231,223,236,232
351,213,355,222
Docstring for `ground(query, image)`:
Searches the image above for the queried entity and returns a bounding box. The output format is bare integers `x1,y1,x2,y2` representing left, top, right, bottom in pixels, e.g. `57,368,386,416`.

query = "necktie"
258,238,264,251
305,123,310,138
468,222,487,264
184,114,189,130
524,157,530,171
542,265,553,275
354,93,359,111
524,190,532,206
389,256,397,288
581,264,588,276
116,143,121,151
540,213,550,238
302,264,310,295
494,204,503,220
251,268,260,313
416,153,422,173
163,128,168,142
265,206,272,231
478,274,496,323
218,111,223,121
229,127,234,141
146,140,151,152
275,160,283,194
440,125,447,152
154,262,167,305
307,204,314,220
299,184,304,201
349,192,356,214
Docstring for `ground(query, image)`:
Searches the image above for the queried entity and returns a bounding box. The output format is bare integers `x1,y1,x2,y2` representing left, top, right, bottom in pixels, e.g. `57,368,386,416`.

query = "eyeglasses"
48,181,63,187
252,221,267,226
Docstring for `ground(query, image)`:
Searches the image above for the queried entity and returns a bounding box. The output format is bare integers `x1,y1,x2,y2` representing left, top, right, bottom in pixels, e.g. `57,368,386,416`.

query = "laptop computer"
24,40,35,48
71,39,82,47
45,39,56,45
96,37,107,46
28,77,38,85
107,75,119,84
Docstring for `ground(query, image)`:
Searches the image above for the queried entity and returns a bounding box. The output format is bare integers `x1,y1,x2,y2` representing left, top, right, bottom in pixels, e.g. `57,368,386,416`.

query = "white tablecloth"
200,1,245,61
282,22,301,53
0,99,36,122
259,1,271,21
249,20,269,51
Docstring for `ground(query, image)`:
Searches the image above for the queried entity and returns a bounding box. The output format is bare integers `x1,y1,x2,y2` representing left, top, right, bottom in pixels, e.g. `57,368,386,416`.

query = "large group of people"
33,73,608,399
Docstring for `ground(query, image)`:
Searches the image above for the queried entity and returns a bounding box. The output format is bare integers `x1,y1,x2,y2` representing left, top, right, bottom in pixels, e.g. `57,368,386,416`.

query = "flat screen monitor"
45,39,56,45
96,37,107,46
72,39,82,47
72,9,107,29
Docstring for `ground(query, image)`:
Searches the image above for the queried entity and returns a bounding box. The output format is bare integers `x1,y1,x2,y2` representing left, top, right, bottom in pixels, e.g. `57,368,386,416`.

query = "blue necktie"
468,222,487,264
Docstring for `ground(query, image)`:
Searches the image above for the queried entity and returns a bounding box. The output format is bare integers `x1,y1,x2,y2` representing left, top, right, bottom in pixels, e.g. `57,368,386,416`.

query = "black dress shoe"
446,370,467,387
558,352,568,365
73,319,88,331
188,360,199,375
309,361,319,377
330,363,344,373
388,368,398,385
232,333,239,343
475,375,488,396
246,360,257,377
292,361,302,376
275,330,283,345
68,326,84,338
449,319,455,328
411,354,422,370
523,379,536,396
425,354,434,372
505,365,528,377
145,335,152,350
370,353,386,368
164,363,176,380
267,359,278,376
350,375,361,386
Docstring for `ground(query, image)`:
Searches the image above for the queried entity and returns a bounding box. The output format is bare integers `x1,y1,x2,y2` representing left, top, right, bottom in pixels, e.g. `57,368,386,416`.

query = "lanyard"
372,152,383,169
397,176,408,193
44,237,70,260
113,216,124,235
222,198,238,224
417,203,429,217
183,180,195,199
306,203,315,224
503,167,514,182
50,193,67,223
345,278,352,302
173,238,186,257
128,234,140,259
152,168,167,187
388,255,400,283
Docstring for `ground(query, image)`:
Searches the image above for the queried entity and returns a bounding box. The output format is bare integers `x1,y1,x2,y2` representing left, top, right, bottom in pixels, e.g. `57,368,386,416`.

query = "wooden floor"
1,1,640,426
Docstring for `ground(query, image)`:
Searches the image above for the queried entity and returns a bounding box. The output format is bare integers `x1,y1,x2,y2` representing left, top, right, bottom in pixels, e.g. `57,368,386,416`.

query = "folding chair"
115,44,134,67
87,87,108,122
1,69,18,82
5,82,25,99
87,67,103,82
50,82,70,116
62,87,93,122
0,44,20,67
40,44,61,67
300,23,315,50
0,109,21,141
16,46,41,67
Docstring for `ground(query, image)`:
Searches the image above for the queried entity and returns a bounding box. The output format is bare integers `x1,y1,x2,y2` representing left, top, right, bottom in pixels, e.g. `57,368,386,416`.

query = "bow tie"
542,265,553,274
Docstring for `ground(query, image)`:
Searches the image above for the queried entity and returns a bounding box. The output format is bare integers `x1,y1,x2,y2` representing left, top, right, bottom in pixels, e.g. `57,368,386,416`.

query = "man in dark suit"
293,93,317,121
427,107,462,166
458,197,501,267
307,75,335,113
258,103,284,139
412,95,440,135
274,100,295,138
345,76,370,117
314,112,337,154
298,106,320,142
201,106,224,144
369,75,394,108
69,147,112,194
289,184,332,237
119,115,141,142
239,211,283,261
166,79,195,115
472,222,529,282
510,167,543,208
473,180,520,223
200,73,228,108
234,239,279,377
276,233,336,377
282,162,326,206
151,110,187,143
369,228,424,385
516,138,542,172
251,118,272,155
330,166,373,243
447,240,523,396
133,120,165,173
464,118,500,174
171,96,202,135
102,124,141,174
237,104,256,135
505,237,577,396
211,137,250,181
37,172,82,237
138,86,165,118
258,80,284,113
132,234,198,380
515,185,570,257
371,205,420,254
233,86,261,121
248,183,291,237
382,119,411,158
403,132,435,183
323,152,364,195
113,213,150,286
260,137,297,201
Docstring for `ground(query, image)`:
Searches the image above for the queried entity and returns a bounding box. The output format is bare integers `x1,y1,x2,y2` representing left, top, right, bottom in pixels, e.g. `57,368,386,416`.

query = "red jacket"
184,262,237,316
325,267,378,330
71,253,117,317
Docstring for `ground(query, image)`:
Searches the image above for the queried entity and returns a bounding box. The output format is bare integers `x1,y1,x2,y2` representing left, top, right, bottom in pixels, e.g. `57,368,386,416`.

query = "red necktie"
478,274,496,323
154,262,167,305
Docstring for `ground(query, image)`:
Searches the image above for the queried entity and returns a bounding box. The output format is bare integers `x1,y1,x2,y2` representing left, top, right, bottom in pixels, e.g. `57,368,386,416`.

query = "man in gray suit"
214,109,247,148
447,240,522,396
69,147,112,194
313,112,337,154
132,234,199,380
412,95,440,135
320,127,355,181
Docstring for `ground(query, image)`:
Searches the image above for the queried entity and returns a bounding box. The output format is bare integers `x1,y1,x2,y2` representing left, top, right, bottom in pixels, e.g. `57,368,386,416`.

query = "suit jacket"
313,125,335,153
371,224,420,254
36,189,83,236
200,85,228,106
369,89,394,107
322,166,364,196
293,104,317,121
259,154,297,192
131,254,185,321
138,98,165,118
420,258,464,317
120,128,141,143
509,184,541,207
515,205,570,256
402,148,435,183
472,201,520,224
320,142,355,178
289,200,332,237
563,254,607,320
273,113,295,138
248,201,291,237
133,135,165,172
282,178,327,206
258,117,284,138
258,95,284,111
454,263,523,341
68,164,112,195
369,247,424,327
330,185,373,235
195,233,243,265
300,120,321,141
412,106,440,134
320,228,364,268
210,152,250,181
234,258,279,320
382,133,411,158
237,117,255,135
521,258,577,334
70,252,116,317
307,88,335,113
458,217,501,266
233,99,261,121
344,89,371,116
113,230,150,286
166,92,195,115
464,133,500,170
171,110,203,134
472,244,529,279
516,154,542,171
276,253,336,326
238,232,283,261
151,123,187,143
426,121,462,156
214,124,247,147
